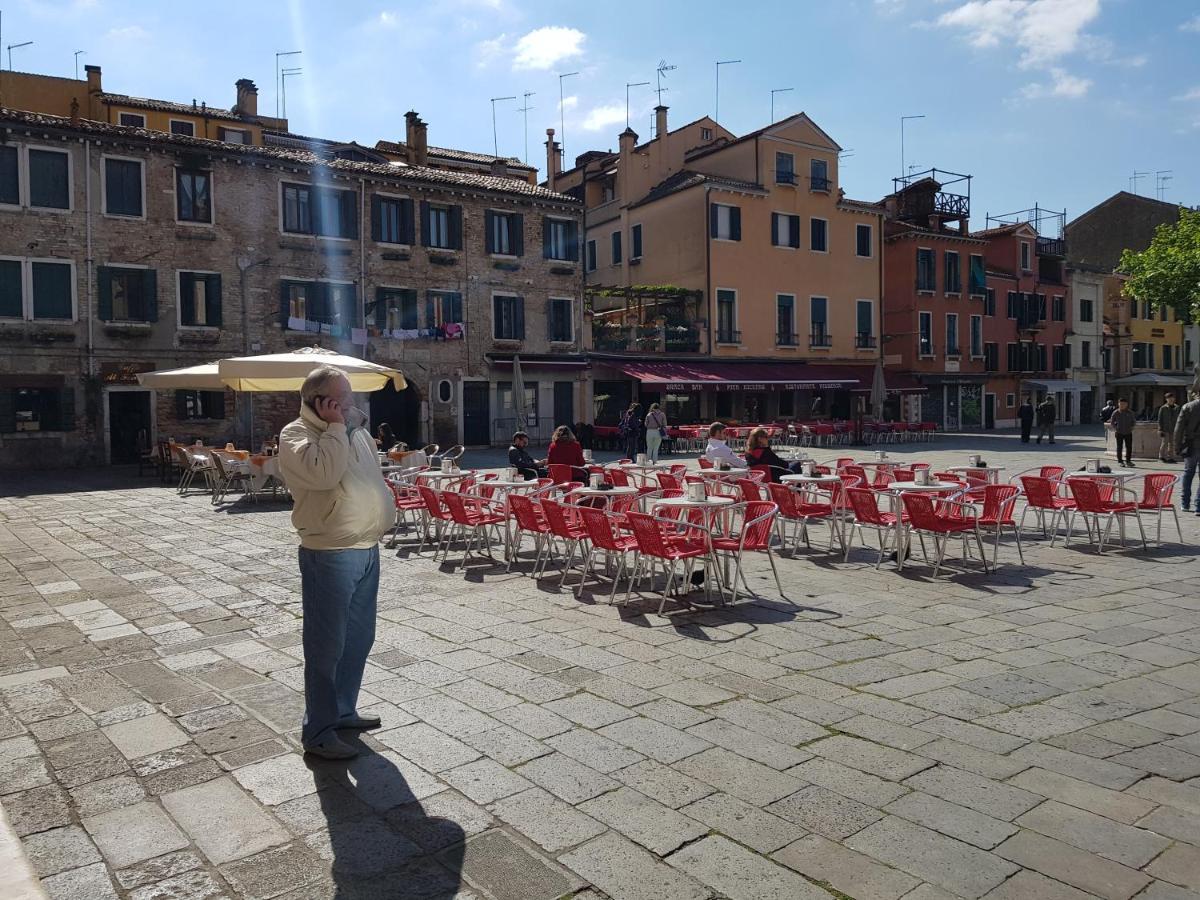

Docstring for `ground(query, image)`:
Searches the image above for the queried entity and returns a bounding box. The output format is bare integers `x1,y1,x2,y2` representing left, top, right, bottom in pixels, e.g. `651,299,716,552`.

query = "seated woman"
508,431,547,480
744,426,801,482
703,422,746,469
376,423,399,452
546,425,589,482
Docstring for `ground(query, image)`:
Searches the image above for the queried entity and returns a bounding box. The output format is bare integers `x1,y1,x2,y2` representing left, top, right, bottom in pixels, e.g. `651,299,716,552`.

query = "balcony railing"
664,327,701,353
716,329,742,345
1036,236,1067,257
592,323,702,353
809,175,832,192
775,171,797,186
810,332,832,348
855,333,877,349
777,332,799,346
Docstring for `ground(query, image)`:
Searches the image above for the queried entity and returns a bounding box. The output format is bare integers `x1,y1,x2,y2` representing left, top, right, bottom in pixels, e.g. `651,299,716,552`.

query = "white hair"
300,366,347,405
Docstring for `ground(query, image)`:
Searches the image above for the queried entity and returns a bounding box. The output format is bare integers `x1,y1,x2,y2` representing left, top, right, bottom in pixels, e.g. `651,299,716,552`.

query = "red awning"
851,372,928,393
606,360,862,391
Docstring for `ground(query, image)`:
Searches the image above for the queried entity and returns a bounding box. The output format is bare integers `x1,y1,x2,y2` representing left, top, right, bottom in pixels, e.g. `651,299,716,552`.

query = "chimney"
235,79,258,118
490,158,509,178
85,64,102,94
618,127,638,194
405,111,428,166
545,128,561,190
654,105,668,140
84,64,102,119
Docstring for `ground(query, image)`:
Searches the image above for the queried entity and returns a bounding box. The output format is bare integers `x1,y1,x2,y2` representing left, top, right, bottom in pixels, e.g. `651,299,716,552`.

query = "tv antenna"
715,59,741,124
74,50,85,79
1155,170,1173,202
557,71,579,159
655,60,677,107
490,96,516,157
626,81,649,129
770,87,793,122
7,40,33,70
275,50,301,119
1129,170,1150,196
518,92,535,165
281,67,302,119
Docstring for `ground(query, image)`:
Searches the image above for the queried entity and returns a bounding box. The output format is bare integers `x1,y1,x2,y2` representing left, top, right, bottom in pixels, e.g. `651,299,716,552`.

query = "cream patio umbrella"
137,362,226,390
217,346,407,393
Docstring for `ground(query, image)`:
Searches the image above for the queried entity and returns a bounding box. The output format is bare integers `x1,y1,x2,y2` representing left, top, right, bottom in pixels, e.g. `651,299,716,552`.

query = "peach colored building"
549,107,884,424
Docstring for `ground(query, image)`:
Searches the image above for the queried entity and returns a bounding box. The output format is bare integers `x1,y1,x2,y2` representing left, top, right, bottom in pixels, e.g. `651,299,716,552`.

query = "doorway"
108,390,152,464
944,388,960,431
984,393,996,430
370,382,421,450
553,382,574,431
462,382,490,445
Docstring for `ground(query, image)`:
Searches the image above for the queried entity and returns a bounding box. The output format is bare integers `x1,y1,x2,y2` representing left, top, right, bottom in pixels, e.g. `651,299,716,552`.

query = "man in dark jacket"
1158,394,1180,463
1109,398,1137,467
1174,391,1200,512
1017,396,1035,443
508,432,547,480
1035,396,1056,444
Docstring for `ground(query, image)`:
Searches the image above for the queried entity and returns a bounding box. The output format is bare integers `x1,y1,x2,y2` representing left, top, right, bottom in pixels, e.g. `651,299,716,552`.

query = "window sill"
715,342,742,348
103,212,146,221
175,219,214,228
919,354,936,360
493,338,522,347
104,321,153,337
945,292,961,299
549,340,575,348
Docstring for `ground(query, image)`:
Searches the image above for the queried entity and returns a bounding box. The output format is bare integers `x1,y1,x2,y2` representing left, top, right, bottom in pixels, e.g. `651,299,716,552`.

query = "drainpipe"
359,177,367,361
704,186,713,357
84,139,94,378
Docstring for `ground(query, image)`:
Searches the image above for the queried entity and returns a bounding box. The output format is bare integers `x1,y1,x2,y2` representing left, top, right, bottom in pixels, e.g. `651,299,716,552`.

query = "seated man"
703,422,746,469
508,431,547,480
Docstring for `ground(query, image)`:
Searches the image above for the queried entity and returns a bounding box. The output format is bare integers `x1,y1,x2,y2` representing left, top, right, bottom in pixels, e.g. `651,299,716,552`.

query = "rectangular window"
984,288,996,317
610,230,622,265
856,224,872,258
856,300,873,348
427,290,463,327
1163,345,1172,369
219,128,249,145
547,218,578,260
776,294,796,345
772,213,800,248
917,248,936,291
1160,304,1168,322
809,158,829,191
0,260,21,318
1020,241,1031,271
428,205,451,247
1132,342,1146,368
1186,339,1194,367
944,251,961,294
631,223,642,260
104,158,143,217
282,183,358,239
493,295,525,341
176,169,211,223
1079,297,1094,322
701,127,713,141
716,290,738,343
28,149,70,210
548,298,573,342
5,386,74,432
946,313,959,356
178,271,221,328
283,281,315,323
775,152,795,185
487,210,522,256
170,120,195,137
374,288,417,331
970,315,983,357
1052,295,1065,322
968,254,986,294
810,218,828,253
919,311,933,356
1007,291,1018,319
1144,301,1153,320
586,239,597,272
1081,340,1091,368
31,261,73,320
177,390,225,420
118,112,145,128
710,204,741,241
282,183,311,234
0,146,18,205
373,196,414,245
984,342,999,372
1007,343,1018,372
810,297,829,347
100,266,155,322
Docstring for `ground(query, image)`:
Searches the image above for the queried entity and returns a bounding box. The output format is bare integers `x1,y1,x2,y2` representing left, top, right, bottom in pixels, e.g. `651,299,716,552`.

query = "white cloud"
105,25,151,42
512,26,585,70
559,95,579,112
581,103,625,132
1181,14,1200,32
473,34,508,69
378,10,399,27
1019,66,1092,98
1174,86,1200,102
936,0,1101,69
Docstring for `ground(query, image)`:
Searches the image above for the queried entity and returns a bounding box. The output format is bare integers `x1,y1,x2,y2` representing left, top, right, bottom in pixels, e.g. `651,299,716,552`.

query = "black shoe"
338,713,382,730
690,570,706,586
1127,461,1135,467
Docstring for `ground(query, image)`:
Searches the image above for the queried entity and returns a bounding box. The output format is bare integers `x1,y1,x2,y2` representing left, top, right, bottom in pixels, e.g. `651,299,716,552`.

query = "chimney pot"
405,111,428,166
654,105,668,139
235,79,258,118
490,158,509,178
545,128,561,190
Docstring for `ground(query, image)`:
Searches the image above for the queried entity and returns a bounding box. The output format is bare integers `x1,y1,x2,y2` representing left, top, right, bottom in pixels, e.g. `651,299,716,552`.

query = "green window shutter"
375,287,388,330
343,190,359,239
449,205,463,250
143,269,158,322
0,259,22,318
179,272,194,325
542,217,552,258
206,274,222,328
515,296,525,340
512,213,524,257
0,390,14,433
176,390,189,420
97,266,113,321
709,204,718,238
770,214,778,246
370,195,382,242
420,200,431,246
484,210,495,254
730,207,741,241
426,292,437,328
280,281,291,326
569,222,579,261
57,386,76,431
401,199,415,244
789,215,801,248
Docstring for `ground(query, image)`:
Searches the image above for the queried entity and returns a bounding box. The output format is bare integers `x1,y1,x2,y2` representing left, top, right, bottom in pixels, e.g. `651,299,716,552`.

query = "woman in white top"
644,403,668,463
703,422,746,469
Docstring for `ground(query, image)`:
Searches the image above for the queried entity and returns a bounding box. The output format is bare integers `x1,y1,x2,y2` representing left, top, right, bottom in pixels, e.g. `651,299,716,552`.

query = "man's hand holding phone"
314,395,345,425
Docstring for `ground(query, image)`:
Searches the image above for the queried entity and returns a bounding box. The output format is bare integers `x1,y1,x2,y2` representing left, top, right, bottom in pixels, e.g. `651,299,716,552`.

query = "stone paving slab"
4,430,1200,898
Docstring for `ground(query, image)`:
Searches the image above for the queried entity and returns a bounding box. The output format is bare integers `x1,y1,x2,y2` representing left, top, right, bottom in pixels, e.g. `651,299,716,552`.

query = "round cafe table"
653,495,737,598
619,462,671,472
947,464,1006,484
569,485,640,499
698,468,749,482
780,473,840,486
883,481,964,566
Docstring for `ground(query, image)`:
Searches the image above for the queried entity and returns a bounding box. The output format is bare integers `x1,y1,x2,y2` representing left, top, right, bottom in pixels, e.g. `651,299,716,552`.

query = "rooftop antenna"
715,59,741,124
7,40,33,71
1155,170,1173,202
625,80,649,128
1129,170,1149,196
655,60,677,107
73,50,85,80
275,50,301,119
517,91,535,165
900,114,925,179
770,87,793,123
557,71,579,162
490,96,516,157
281,67,302,119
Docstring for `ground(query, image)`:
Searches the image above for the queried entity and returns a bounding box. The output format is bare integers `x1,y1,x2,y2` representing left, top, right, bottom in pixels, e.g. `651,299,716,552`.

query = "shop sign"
661,381,853,392
100,363,155,385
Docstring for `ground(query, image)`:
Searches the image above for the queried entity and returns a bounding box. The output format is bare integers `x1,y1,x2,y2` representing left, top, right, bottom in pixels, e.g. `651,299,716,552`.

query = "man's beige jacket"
278,404,394,550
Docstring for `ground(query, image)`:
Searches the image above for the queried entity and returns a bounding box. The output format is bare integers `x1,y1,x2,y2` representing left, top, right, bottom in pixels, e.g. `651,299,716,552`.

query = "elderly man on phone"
279,366,394,760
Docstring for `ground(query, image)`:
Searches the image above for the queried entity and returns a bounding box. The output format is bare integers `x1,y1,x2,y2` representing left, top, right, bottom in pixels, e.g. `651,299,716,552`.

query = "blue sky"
5,0,1198,227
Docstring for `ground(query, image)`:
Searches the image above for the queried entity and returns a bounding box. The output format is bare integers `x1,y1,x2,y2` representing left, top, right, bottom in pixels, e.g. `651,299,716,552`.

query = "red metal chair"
1066,477,1147,553
656,472,685,491
710,501,783,603
384,474,427,548
1134,473,1181,543
624,511,719,613
844,487,908,568
900,492,989,577
1010,465,1066,485
441,491,506,571
508,493,551,572
697,457,714,469
1018,475,1077,544
767,482,840,552
416,484,455,558
736,477,766,502
976,484,1024,567
576,505,639,602
539,498,589,585
548,464,573,485
607,467,633,488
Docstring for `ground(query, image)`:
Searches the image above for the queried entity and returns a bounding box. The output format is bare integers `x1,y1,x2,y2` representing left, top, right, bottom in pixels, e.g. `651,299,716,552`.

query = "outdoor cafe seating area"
589,420,940,453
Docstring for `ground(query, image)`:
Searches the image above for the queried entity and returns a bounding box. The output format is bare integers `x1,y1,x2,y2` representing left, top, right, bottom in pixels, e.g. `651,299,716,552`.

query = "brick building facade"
0,109,582,468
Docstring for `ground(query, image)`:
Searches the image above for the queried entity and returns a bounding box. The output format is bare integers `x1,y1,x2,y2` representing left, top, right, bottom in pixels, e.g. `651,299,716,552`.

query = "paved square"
3,428,1200,899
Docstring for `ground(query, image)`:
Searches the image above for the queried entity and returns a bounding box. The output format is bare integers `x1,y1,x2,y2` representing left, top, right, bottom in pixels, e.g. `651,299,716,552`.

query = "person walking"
1157,393,1181,463
279,367,395,760
1035,395,1057,444
1017,396,1035,444
619,403,642,460
1108,397,1137,467
1174,390,1200,512
644,403,668,463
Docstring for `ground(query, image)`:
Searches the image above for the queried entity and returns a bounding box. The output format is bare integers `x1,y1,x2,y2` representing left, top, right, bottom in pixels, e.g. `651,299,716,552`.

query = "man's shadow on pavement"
306,734,466,900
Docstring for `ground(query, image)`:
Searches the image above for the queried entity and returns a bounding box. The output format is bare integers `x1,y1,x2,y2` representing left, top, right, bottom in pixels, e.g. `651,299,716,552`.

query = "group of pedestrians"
617,402,670,463
1017,395,1059,444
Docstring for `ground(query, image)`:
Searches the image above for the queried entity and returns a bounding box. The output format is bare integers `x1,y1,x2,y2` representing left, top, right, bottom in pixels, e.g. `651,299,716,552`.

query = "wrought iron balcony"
776,332,799,347
809,175,832,192
855,333,877,349
664,327,701,353
775,171,797,186
1036,236,1066,257
716,329,742,345
810,332,832,348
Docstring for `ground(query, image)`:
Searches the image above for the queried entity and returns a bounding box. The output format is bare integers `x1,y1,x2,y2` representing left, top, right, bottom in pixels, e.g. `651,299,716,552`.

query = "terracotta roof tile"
98,92,246,124
375,139,533,170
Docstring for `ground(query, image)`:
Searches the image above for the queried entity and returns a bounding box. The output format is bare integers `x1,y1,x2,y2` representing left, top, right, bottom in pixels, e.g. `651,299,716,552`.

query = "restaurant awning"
1023,379,1092,392
851,372,928,394
605,360,862,391
1108,373,1194,387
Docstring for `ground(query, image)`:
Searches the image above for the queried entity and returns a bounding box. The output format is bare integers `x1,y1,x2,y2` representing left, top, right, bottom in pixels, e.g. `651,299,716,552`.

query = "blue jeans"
298,545,379,746
1184,451,1200,509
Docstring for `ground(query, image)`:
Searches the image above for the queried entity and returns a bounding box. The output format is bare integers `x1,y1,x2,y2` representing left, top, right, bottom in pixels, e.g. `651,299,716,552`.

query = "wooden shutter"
97,266,113,321
279,281,291,327
730,206,741,241
342,190,358,239
401,199,415,244
0,390,14,433
449,205,463,250
515,296,525,340
789,215,801,249
542,218,552,258
374,288,388,330
770,214,779,247
569,222,580,261
206,274,222,328
178,272,195,325
370,195,382,242
512,214,524,257
57,386,75,431
143,269,158,322
1037,293,1047,320
484,210,495,254
709,204,719,238
420,200,431,246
